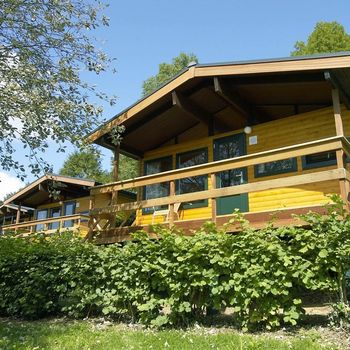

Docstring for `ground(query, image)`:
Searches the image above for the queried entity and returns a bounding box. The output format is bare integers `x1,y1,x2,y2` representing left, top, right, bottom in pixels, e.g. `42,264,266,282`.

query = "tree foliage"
59,147,112,183
0,0,115,179
141,52,198,96
291,21,350,56
118,154,139,181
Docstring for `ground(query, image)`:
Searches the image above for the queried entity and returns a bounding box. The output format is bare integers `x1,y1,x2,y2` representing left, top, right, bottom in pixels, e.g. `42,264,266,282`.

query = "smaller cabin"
1,174,135,236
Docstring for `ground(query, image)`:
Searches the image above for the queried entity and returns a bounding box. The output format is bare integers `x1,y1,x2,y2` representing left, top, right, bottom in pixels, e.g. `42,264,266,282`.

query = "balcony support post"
15,203,21,224
86,195,96,241
113,145,120,182
211,173,217,224
332,88,349,208
169,180,175,227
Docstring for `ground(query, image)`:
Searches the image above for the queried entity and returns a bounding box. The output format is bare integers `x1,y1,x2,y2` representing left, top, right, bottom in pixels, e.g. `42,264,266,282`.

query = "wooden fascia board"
88,55,350,144
194,56,350,77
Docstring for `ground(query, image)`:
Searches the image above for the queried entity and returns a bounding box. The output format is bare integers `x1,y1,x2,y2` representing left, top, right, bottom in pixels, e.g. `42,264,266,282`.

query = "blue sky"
4,0,350,196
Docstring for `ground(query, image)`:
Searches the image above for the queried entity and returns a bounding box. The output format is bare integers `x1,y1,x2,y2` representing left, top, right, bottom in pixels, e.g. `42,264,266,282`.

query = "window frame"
301,151,337,170
254,157,298,178
176,147,208,210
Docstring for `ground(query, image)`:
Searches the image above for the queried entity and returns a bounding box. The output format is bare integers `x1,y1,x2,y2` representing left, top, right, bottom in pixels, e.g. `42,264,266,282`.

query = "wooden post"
169,180,175,227
113,145,120,182
332,89,344,137
332,88,348,207
211,173,217,224
16,203,21,224
86,195,96,241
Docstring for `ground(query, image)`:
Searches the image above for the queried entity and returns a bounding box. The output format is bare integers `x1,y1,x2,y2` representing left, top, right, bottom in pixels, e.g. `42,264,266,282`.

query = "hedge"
0,196,349,330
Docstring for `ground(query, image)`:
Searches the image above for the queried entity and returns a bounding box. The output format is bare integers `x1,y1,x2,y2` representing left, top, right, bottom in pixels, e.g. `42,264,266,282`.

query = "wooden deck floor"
91,205,326,244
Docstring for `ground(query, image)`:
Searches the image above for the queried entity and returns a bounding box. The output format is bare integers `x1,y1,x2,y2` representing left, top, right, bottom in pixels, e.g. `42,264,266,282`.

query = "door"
213,133,248,215
36,209,48,231
49,207,61,230
63,201,76,228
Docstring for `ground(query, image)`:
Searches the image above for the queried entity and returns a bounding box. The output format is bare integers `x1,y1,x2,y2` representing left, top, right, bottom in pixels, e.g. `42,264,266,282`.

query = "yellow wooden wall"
136,106,350,225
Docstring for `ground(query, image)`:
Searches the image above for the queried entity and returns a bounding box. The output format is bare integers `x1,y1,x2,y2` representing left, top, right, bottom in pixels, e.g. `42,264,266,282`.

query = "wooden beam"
214,77,250,118
168,180,175,227
332,88,344,137
16,203,21,224
113,146,120,182
172,90,229,132
211,173,217,224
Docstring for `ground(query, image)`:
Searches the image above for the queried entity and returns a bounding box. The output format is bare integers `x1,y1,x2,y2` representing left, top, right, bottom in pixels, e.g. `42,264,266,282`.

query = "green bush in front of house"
0,196,349,330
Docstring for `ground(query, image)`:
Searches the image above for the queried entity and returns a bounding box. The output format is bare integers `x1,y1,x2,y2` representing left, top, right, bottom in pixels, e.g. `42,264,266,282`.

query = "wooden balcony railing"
89,136,350,231
1,213,90,235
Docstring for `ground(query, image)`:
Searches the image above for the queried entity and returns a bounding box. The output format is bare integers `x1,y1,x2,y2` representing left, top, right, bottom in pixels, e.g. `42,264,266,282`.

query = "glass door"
35,209,48,231
213,133,248,215
63,201,76,228
49,207,61,230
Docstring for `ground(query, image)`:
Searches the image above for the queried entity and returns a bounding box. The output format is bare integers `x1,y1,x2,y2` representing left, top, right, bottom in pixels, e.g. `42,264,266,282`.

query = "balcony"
88,136,350,244
1,213,90,236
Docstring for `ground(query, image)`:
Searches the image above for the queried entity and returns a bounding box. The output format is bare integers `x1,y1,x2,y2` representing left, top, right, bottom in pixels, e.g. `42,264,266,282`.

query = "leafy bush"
0,197,350,330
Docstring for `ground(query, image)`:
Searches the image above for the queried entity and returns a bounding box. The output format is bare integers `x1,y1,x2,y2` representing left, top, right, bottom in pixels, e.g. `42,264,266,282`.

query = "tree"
291,21,350,56
118,154,139,181
141,52,198,96
59,147,112,183
0,0,115,180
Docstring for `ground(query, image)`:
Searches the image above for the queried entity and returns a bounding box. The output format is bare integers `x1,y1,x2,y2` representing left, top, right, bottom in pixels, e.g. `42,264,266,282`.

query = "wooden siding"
136,106,350,224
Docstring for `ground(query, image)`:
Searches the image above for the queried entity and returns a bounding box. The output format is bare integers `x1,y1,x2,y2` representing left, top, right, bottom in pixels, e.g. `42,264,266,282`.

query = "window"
143,156,173,214
176,148,208,209
255,158,297,178
63,201,76,228
49,207,61,230
302,152,337,170
35,209,48,231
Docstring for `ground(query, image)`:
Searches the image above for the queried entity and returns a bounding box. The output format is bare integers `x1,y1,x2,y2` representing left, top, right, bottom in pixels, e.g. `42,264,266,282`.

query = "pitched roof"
3,174,97,207
86,52,350,152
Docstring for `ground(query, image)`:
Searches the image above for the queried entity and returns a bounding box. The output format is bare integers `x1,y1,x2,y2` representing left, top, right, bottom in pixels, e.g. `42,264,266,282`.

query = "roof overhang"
4,175,97,208
87,52,350,156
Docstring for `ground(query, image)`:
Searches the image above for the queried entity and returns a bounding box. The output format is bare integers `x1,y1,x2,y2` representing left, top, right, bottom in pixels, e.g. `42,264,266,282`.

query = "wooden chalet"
1,174,134,236
86,52,350,244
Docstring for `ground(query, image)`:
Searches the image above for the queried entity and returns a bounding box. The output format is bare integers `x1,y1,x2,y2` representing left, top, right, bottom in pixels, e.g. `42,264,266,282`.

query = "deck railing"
89,136,350,231
1,213,90,235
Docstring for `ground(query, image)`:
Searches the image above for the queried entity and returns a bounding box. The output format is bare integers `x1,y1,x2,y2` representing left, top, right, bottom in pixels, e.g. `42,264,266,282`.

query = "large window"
176,148,208,209
143,156,173,213
255,158,297,178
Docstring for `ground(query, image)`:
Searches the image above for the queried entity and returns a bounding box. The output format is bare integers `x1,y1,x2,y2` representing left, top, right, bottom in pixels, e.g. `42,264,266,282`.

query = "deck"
1,213,90,236
88,136,350,244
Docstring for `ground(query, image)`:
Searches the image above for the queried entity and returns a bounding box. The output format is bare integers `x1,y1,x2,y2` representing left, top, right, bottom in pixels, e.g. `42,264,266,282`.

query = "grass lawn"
0,318,345,350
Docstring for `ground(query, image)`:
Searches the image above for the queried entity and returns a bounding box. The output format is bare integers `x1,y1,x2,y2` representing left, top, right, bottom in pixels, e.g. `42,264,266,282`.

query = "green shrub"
0,196,350,330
